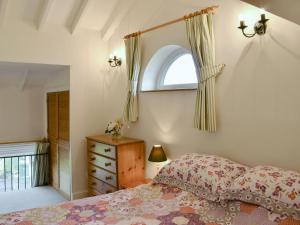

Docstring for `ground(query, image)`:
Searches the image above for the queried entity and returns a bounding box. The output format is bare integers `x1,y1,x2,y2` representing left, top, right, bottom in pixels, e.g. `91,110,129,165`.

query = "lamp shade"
148,145,167,162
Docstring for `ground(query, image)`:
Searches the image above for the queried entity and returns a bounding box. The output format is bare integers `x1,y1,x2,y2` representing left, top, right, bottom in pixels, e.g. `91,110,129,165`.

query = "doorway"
0,61,70,212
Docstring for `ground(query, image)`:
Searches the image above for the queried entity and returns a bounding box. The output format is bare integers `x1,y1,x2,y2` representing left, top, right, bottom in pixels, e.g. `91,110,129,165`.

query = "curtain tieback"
200,64,225,83
128,80,138,93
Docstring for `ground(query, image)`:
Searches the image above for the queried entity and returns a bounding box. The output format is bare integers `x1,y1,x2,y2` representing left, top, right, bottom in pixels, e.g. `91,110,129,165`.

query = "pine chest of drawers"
86,135,145,196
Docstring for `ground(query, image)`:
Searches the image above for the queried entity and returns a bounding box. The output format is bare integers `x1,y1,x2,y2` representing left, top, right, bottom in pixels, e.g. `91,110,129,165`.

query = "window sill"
140,88,197,93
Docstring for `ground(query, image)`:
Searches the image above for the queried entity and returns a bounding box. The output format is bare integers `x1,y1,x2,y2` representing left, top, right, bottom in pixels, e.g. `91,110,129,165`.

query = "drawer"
88,153,116,173
89,177,117,194
89,141,116,159
89,165,117,187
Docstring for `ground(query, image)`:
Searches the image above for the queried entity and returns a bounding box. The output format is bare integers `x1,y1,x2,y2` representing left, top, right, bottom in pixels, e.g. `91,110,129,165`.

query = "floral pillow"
153,153,248,201
221,165,300,219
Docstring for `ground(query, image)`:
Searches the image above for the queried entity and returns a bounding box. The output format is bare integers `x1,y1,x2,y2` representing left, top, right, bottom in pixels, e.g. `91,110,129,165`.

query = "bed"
0,183,298,225
1,154,300,225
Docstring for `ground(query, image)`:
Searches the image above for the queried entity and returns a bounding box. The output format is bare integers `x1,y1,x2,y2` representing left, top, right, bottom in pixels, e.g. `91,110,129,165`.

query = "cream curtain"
185,13,225,132
124,34,142,122
32,142,49,187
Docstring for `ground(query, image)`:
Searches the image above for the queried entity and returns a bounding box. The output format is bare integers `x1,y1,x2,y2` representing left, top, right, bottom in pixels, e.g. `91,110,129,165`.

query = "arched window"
142,45,198,91
159,53,197,89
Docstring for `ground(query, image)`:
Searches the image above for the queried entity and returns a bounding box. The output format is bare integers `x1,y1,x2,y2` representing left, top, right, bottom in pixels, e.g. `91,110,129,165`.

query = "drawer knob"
105,176,112,180
104,148,111,152
91,169,96,173
91,182,96,186
90,144,95,148
105,162,111,167
90,157,96,161
106,190,112,194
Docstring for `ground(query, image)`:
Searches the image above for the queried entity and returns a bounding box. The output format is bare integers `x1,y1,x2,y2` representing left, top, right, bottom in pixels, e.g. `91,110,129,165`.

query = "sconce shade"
148,145,167,162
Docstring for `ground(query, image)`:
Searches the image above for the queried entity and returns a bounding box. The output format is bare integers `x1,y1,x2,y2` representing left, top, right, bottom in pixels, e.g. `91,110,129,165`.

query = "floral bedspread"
1,183,299,225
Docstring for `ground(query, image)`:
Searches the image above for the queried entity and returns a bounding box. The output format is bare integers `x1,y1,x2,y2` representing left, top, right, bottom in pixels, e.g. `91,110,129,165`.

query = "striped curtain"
123,34,142,122
32,142,49,187
185,13,225,132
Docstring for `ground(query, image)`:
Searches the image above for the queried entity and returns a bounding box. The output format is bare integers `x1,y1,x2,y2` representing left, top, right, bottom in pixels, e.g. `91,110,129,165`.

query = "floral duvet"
0,183,299,225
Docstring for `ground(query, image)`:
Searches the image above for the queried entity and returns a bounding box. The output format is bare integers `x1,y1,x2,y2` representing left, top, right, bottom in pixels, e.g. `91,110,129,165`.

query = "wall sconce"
108,56,122,67
238,13,269,38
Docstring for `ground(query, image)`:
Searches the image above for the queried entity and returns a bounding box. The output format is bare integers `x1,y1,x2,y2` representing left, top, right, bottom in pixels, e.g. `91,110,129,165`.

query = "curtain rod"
123,5,219,39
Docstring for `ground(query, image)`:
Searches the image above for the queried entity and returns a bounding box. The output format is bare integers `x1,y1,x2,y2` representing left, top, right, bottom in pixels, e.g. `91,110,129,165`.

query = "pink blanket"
0,183,299,225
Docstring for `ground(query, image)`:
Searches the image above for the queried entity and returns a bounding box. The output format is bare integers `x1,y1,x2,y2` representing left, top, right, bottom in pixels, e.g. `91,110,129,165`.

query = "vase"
111,133,121,140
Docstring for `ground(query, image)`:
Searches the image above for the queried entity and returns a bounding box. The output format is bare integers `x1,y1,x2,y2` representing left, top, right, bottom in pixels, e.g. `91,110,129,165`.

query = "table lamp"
148,145,167,162
148,145,167,175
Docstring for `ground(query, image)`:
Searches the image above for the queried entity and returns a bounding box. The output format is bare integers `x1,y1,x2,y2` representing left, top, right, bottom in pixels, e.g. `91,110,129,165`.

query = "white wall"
0,86,45,142
0,22,108,198
105,0,300,178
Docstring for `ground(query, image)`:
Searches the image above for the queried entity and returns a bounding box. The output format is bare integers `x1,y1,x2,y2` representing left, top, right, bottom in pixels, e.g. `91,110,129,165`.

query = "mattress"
0,183,299,225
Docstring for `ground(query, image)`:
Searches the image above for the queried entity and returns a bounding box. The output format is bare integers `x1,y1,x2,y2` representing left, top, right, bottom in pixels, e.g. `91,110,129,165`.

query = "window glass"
163,54,197,86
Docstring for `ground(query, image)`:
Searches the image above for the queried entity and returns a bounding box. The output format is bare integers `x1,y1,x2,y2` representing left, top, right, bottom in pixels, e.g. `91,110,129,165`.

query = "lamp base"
156,164,161,173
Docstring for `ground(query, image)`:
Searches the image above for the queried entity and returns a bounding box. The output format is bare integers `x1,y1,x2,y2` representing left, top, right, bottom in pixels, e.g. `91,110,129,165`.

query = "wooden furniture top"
86,135,144,146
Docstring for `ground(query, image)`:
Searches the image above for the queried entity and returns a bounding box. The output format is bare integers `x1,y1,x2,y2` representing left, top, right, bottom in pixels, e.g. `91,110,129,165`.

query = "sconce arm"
241,29,256,38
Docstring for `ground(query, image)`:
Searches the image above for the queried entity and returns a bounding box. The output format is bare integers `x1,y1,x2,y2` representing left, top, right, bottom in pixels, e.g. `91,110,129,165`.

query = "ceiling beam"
70,0,90,34
19,70,29,92
0,0,9,27
37,0,55,30
100,0,137,41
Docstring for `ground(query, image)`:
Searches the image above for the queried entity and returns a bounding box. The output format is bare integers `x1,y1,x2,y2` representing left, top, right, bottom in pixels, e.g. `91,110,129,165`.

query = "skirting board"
57,189,71,201
51,186,72,201
72,190,89,200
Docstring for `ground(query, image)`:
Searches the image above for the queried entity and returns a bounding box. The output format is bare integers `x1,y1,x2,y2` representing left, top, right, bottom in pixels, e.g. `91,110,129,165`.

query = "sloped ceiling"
0,0,217,40
241,0,300,26
0,0,120,37
0,62,68,89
